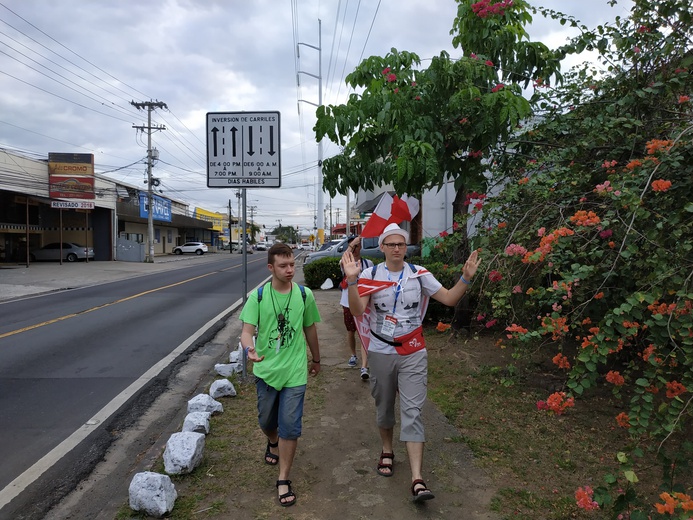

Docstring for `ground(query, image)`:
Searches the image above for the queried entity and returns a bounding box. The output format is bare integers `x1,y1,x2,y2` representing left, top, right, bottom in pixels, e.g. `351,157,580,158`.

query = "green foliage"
437,0,693,516
302,257,343,290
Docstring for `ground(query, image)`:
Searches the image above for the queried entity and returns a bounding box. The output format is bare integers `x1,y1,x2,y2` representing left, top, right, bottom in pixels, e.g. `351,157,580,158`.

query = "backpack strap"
371,264,378,277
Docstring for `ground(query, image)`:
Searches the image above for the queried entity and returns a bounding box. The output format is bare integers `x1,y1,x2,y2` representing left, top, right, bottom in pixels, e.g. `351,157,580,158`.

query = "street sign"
206,111,281,188
51,200,95,209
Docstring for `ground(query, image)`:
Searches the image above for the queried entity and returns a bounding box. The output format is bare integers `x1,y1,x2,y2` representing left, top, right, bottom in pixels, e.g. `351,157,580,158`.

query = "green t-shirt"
239,282,321,390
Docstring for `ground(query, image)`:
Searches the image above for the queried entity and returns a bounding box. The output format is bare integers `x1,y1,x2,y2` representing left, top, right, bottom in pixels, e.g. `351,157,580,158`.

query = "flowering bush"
445,0,693,516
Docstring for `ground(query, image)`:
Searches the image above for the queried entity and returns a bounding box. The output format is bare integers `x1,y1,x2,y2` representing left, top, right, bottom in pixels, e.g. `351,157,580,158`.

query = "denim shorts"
255,378,306,440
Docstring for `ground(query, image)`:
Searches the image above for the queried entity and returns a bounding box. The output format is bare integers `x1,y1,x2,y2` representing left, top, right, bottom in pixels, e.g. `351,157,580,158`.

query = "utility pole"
249,205,257,242
131,100,167,263
228,199,233,254
297,20,323,247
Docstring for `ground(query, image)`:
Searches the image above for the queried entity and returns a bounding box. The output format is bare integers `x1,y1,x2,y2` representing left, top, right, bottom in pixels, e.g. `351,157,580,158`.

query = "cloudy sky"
0,0,632,233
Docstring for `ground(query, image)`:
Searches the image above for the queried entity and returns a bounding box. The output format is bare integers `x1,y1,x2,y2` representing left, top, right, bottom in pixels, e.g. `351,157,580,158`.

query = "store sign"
139,193,172,222
51,200,95,209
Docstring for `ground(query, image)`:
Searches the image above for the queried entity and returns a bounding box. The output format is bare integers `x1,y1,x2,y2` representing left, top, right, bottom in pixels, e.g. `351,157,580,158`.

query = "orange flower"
651,179,672,192
646,139,673,155
436,322,451,332
594,292,604,300
518,177,529,185
615,412,630,428
497,222,507,229
666,380,687,398
606,370,625,386
552,353,571,370
656,492,677,514
570,210,601,226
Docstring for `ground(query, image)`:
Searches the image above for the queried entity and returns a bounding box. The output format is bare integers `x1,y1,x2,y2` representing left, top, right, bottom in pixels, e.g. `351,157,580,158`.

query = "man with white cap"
341,223,480,503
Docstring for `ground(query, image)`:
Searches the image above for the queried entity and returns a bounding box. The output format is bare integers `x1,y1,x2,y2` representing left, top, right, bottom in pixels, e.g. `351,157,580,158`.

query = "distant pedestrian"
240,243,322,507
339,236,374,379
341,223,480,503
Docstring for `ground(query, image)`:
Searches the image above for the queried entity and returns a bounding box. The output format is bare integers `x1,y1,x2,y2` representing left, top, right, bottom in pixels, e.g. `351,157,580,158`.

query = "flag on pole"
360,193,420,238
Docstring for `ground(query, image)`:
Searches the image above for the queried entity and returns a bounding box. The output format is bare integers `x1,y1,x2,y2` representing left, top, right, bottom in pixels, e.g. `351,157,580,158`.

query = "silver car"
173,242,208,255
303,238,350,266
30,242,95,262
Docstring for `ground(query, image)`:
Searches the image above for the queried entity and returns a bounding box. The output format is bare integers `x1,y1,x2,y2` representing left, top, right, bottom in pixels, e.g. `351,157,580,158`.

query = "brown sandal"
411,479,435,503
377,452,394,477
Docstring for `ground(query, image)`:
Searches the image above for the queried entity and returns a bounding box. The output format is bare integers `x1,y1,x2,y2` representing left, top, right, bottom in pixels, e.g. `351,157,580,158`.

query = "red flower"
491,83,505,93
666,381,687,398
488,270,503,282
382,67,391,75
485,60,494,67
386,73,397,83
439,231,449,237
606,371,625,386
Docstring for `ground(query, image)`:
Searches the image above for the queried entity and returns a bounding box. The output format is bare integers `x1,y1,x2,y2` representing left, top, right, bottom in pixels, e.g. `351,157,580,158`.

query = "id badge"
381,315,398,336
275,336,281,353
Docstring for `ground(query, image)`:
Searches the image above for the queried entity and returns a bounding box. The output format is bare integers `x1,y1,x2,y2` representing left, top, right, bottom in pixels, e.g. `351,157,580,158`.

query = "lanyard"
384,267,405,314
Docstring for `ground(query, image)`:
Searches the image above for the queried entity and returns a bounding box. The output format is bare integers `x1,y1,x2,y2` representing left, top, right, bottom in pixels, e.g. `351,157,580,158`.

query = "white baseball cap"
378,223,409,247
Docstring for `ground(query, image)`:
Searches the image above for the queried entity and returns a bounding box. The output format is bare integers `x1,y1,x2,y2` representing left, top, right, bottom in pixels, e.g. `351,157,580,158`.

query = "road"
0,254,269,519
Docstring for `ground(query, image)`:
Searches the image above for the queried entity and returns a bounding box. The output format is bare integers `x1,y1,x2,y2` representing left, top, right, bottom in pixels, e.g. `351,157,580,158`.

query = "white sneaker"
348,355,357,367
360,367,370,380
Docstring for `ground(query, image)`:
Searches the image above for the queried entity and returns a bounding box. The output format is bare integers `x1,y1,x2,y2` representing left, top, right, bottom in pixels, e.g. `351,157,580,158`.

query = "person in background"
240,243,322,507
339,236,374,379
341,223,481,503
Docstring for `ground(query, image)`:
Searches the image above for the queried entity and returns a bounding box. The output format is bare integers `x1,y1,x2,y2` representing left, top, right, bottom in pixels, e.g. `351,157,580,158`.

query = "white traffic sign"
206,111,281,188
51,200,95,209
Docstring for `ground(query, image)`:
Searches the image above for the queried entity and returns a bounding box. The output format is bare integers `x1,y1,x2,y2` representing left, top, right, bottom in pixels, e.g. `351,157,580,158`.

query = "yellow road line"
0,264,244,340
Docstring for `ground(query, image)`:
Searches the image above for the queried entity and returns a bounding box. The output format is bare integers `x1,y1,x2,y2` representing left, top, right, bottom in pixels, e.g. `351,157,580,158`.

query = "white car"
173,242,208,255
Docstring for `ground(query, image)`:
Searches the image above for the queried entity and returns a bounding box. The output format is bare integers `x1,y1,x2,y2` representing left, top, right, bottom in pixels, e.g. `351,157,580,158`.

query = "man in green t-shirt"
239,243,321,508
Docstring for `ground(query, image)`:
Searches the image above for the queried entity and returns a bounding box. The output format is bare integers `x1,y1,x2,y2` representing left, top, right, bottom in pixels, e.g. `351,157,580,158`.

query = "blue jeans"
255,378,306,440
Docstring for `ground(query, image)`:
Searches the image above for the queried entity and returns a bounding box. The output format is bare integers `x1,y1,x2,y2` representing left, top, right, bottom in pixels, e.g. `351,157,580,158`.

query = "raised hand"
340,250,361,279
462,250,482,281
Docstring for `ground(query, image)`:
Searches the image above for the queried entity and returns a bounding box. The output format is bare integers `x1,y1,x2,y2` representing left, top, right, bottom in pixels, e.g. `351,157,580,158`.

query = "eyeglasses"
382,242,406,250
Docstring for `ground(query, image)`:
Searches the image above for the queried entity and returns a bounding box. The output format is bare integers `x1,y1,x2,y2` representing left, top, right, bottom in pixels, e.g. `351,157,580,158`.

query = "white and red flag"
360,193,419,238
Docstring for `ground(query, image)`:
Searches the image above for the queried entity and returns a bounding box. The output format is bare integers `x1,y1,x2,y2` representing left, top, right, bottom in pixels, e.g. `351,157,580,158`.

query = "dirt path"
269,286,499,520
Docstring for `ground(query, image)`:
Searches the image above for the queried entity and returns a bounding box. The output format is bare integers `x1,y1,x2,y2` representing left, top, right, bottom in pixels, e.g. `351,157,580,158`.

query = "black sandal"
411,479,435,503
276,479,297,507
264,439,279,466
377,452,394,477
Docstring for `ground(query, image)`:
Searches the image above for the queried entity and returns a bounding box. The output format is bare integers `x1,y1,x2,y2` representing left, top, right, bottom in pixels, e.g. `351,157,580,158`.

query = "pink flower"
452,221,460,231
470,53,478,59
382,67,391,74
476,313,487,321
485,319,498,328
505,244,528,257
634,46,641,53
485,60,494,67
536,400,548,410
537,227,546,237
679,95,691,104
386,73,397,83
394,88,399,94
512,285,522,294
599,229,613,239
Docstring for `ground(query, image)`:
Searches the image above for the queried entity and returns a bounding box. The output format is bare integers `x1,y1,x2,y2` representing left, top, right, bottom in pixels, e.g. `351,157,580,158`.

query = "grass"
118,328,691,519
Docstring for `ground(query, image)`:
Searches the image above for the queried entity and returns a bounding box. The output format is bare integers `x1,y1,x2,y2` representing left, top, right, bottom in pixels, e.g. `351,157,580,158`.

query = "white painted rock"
187,393,223,415
182,411,211,434
210,379,237,398
214,362,241,377
128,471,177,517
163,431,205,475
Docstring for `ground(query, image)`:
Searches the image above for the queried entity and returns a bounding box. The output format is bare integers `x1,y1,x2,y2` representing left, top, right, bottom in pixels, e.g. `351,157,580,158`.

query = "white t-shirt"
360,263,442,354
340,257,374,307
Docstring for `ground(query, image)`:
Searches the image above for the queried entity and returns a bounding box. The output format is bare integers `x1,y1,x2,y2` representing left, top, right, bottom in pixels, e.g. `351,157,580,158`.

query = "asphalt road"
0,253,271,519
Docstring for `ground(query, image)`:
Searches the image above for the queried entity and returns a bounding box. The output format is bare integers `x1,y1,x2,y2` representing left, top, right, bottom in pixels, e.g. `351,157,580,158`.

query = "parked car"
303,237,350,266
173,242,208,255
30,242,94,262
255,242,268,251
360,236,420,260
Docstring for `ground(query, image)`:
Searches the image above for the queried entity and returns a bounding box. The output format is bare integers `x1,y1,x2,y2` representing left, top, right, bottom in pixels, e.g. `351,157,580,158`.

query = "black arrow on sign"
230,126,238,156
268,126,276,156
211,127,219,156
247,126,255,156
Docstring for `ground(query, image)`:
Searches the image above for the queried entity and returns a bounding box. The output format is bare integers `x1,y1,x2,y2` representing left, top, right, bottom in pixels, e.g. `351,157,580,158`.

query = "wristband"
460,276,471,285
347,280,358,286
312,359,320,364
